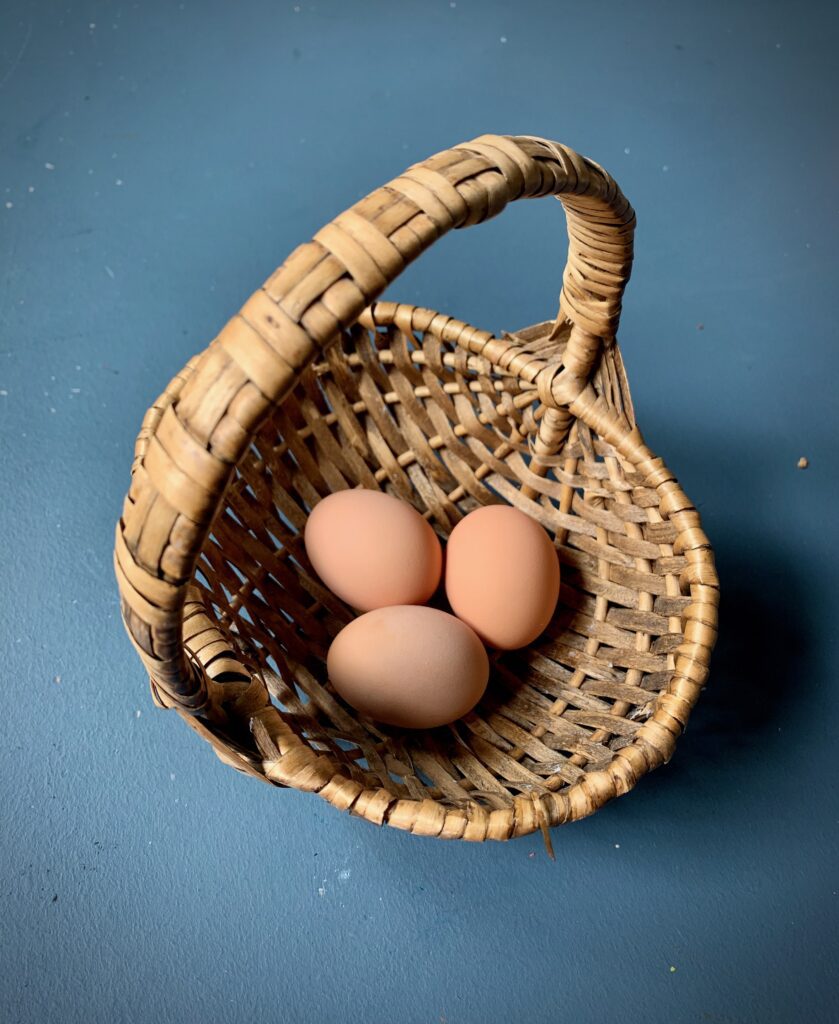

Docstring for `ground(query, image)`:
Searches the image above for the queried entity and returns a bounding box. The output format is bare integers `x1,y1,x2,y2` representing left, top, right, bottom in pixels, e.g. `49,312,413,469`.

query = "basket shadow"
614,534,812,818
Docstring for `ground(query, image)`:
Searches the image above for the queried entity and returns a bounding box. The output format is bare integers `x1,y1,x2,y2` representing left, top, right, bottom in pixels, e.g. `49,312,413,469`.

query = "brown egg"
304,489,442,612
445,504,560,650
326,606,489,729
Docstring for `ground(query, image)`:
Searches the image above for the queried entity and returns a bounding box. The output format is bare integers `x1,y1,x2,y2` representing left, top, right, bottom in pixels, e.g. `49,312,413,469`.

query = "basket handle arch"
115,134,636,714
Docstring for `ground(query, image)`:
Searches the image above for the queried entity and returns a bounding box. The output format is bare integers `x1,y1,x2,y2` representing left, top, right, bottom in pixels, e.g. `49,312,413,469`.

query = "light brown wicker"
115,135,718,842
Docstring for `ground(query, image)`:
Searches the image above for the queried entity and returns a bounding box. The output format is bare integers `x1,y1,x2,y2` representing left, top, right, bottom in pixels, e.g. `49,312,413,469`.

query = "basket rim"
145,304,719,842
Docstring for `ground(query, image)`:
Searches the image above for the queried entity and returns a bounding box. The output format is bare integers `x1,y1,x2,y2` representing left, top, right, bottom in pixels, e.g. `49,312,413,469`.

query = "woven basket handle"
115,134,635,714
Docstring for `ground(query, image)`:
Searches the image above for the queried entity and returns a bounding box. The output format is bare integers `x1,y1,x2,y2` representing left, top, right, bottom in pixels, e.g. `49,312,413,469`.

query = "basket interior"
190,311,691,810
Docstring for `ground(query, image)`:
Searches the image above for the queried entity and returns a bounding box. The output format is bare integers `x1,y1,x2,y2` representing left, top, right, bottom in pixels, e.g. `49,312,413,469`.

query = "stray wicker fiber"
115,135,719,841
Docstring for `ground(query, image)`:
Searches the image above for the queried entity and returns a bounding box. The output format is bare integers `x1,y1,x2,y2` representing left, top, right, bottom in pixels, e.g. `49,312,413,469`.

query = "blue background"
2,2,837,1021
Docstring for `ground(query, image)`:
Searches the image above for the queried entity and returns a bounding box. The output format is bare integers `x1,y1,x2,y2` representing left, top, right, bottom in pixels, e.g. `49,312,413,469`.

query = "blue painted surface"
2,1,838,1021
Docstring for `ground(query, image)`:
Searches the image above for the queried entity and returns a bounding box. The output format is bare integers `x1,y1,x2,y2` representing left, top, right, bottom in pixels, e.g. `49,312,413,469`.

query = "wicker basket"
115,135,719,843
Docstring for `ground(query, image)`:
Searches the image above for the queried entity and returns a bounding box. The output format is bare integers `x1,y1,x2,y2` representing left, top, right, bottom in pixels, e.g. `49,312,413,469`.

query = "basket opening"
188,311,692,810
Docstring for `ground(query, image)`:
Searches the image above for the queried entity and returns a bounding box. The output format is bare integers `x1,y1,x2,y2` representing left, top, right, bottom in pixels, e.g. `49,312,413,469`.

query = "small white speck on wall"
4,202,12,209
28,185,34,192
614,843,620,848
624,147,630,154
54,675,61,684
0,389,8,396
169,773,176,781
134,709,142,718
45,162,55,170
338,868,351,881
115,179,123,186
662,165,669,172
500,35,507,43
104,265,115,279
89,22,96,29
669,965,677,973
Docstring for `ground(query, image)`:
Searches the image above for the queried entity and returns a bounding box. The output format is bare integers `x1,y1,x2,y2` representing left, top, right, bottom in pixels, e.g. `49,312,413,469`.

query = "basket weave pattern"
115,135,719,840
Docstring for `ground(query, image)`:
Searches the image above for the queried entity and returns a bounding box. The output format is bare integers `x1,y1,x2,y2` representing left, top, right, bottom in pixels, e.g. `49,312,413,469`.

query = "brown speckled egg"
304,489,442,611
326,605,489,729
445,504,560,650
